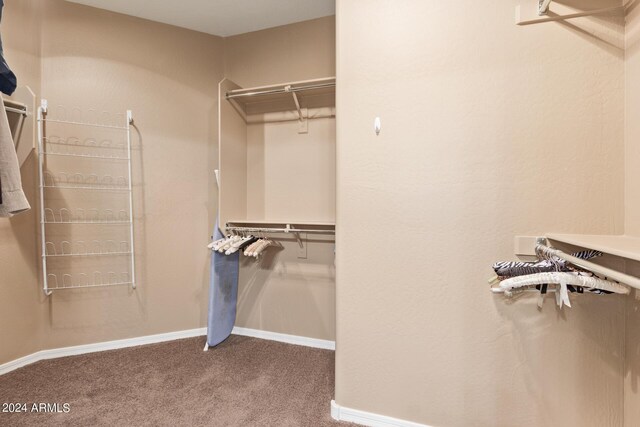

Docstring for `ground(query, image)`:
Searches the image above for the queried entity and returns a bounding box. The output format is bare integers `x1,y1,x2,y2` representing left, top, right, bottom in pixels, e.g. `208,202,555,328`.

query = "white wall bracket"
538,0,552,15
516,1,624,26
285,85,308,133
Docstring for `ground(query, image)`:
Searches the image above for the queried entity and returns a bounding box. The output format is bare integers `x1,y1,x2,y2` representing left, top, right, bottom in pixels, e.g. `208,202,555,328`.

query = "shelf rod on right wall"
516,2,625,26
537,238,640,291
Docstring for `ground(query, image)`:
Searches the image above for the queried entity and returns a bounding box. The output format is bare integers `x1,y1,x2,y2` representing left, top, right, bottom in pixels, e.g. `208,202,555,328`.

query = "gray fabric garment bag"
0,97,29,216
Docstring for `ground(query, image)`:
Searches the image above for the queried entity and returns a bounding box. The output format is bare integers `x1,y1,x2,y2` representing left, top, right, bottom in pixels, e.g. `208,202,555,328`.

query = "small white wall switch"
374,117,381,135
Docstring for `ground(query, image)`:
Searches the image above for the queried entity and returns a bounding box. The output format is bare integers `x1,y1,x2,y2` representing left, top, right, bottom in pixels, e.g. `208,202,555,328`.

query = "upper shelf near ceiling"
225,77,335,116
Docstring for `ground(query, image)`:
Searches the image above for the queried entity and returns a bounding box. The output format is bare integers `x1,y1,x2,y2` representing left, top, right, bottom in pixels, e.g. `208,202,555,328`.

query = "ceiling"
65,0,335,37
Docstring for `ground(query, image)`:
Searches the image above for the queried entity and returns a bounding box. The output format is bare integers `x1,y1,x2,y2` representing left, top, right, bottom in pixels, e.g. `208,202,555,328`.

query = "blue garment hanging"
207,219,240,347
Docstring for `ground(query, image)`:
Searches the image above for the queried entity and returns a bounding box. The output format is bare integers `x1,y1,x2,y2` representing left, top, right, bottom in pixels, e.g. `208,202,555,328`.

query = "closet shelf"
228,219,335,226
226,220,335,235
4,98,27,117
226,77,335,116
546,234,640,262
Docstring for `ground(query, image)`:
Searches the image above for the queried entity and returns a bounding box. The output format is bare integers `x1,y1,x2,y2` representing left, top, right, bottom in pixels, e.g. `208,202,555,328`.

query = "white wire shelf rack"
42,151,130,160
37,99,137,296
45,240,131,258
43,220,131,224
42,118,128,130
42,207,130,223
43,135,127,149
42,185,129,191
46,272,132,291
41,171,129,191
47,252,132,258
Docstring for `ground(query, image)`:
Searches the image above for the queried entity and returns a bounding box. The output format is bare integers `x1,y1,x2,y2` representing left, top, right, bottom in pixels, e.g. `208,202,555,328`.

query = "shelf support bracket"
285,85,308,134
517,2,624,26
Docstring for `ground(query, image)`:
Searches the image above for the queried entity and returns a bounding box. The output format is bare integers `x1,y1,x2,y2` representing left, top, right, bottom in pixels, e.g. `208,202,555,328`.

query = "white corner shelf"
225,77,336,117
546,234,640,262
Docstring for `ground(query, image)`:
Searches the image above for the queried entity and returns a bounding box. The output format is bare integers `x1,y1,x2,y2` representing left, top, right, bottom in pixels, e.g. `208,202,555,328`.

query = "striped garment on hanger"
492,250,602,277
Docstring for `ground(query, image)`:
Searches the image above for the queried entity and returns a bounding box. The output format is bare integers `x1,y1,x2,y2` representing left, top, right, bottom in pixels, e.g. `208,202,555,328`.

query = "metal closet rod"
225,82,336,100
538,238,640,291
226,225,335,235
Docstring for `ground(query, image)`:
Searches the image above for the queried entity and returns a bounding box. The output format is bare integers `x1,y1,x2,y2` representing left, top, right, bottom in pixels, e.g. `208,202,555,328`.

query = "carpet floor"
0,335,344,426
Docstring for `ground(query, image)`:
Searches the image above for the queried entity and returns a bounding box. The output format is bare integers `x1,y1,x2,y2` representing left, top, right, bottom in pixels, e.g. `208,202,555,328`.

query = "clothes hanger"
210,227,240,250
246,232,267,257
253,238,273,258
208,236,226,250
226,234,255,255
493,250,602,277
498,271,629,295
254,233,272,257
213,234,230,251
212,235,230,252
238,235,258,251
219,234,241,253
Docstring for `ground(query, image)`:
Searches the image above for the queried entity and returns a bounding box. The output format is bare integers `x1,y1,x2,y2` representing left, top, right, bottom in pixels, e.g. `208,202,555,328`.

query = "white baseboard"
0,327,207,376
231,326,335,350
1,326,334,376
0,352,41,377
331,400,430,427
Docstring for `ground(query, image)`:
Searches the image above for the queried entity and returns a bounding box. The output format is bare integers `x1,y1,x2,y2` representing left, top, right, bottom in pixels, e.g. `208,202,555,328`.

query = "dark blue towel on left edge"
0,0,17,96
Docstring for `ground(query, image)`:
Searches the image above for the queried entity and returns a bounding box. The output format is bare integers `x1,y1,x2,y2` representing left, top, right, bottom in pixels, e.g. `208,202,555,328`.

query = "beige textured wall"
625,263,640,427
625,2,640,426
246,120,336,223
627,2,640,236
37,0,224,350
0,4,336,364
224,18,336,340
335,1,626,426
0,0,43,365
0,0,224,364
224,17,335,88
